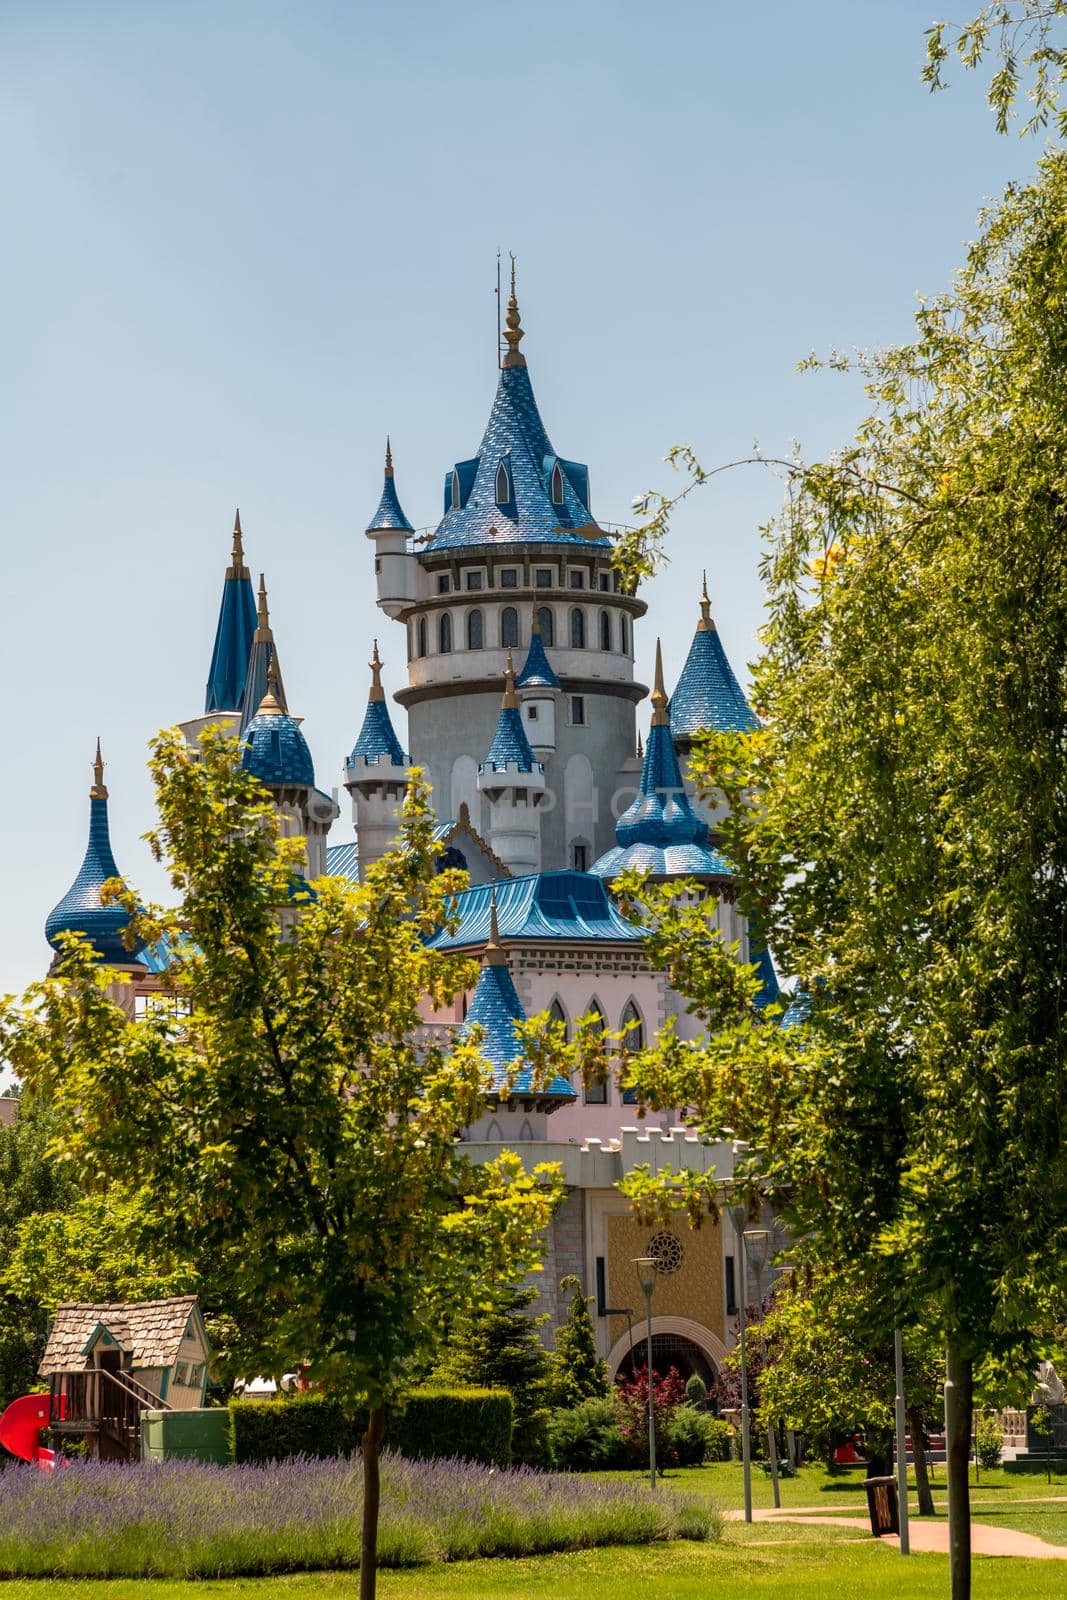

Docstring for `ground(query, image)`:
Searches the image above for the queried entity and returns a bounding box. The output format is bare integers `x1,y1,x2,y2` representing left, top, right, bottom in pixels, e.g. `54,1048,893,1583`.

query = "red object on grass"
0,1393,54,1467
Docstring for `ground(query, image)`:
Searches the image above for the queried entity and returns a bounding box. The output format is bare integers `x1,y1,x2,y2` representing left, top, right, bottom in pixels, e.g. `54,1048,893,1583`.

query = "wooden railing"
50,1367,172,1458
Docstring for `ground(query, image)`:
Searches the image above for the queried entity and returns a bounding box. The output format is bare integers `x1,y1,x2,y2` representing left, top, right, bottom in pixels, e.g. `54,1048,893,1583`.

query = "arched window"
439,612,452,654
570,607,586,649
619,614,628,655
495,460,511,505
584,1001,608,1104
538,606,555,647
599,609,611,651
467,608,484,650
551,462,565,506
451,470,461,512
549,997,569,1043
501,606,519,649
621,1001,645,1104
417,616,428,658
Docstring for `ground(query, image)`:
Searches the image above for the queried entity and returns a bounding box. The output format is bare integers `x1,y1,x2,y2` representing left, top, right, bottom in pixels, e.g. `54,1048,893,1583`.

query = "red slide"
0,1394,57,1470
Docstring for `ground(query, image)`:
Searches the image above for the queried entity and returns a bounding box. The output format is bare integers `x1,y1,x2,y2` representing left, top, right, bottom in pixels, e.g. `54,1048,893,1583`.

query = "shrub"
547,1398,627,1470
229,1387,512,1467
667,1405,711,1466
547,1279,609,1409
614,1366,687,1469
703,1417,733,1462
685,1374,708,1408
975,1413,1004,1470
434,1284,551,1466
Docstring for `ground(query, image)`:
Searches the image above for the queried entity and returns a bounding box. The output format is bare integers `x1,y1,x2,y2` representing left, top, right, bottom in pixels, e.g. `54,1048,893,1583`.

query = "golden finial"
90,737,108,800
257,665,285,717
369,639,385,702
501,253,526,369
255,574,274,639
651,638,669,726
485,884,507,966
502,649,519,709
385,437,394,479
636,730,644,759
230,508,248,576
697,569,714,633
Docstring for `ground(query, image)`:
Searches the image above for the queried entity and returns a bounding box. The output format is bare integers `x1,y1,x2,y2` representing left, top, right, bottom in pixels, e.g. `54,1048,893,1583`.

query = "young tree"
1,730,561,1600
547,1276,610,1410
435,1282,553,1464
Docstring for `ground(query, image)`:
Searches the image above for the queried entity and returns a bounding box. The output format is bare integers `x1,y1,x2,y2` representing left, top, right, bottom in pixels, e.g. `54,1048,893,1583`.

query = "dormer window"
551,462,565,506
495,460,511,505
451,470,461,512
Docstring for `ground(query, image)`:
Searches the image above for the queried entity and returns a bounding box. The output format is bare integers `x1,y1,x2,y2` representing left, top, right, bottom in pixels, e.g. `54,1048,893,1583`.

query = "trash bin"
864,1475,900,1537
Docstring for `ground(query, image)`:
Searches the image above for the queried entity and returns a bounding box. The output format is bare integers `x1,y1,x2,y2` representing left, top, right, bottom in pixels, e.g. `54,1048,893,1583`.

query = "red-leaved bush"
614,1366,687,1468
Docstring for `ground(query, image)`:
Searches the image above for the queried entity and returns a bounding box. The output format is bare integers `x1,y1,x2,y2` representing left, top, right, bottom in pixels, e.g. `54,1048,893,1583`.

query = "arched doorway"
615,1332,717,1391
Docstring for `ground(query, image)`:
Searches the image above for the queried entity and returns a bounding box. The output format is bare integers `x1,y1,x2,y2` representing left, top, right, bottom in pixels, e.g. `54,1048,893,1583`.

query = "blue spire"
482,655,540,774
515,611,560,689
591,641,732,881
205,510,259,714
45,743,145,964
241,669,315,788
240,575,288,739
425,267,605,551
366,439,413,532
460,897,576,1103
348,641,408,766
668,575,757,742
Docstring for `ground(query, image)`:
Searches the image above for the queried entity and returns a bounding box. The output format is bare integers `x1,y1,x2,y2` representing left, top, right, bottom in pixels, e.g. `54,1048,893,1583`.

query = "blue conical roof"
515,621,560,689
424,281,606,552
240,576,288,739
460,933,576,1103
348,644,408,766
669,583,757,741
205,511,258,714
241,666,315,789
591,643,732,881
45,747,144,964
366,441,413,533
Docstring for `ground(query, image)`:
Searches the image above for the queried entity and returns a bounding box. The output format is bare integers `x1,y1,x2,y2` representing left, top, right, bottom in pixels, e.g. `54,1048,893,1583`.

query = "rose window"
647,1232,683,1274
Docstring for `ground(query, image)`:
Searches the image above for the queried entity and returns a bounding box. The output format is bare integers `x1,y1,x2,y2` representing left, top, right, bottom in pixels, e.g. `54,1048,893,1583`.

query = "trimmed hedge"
229,1387,512,1467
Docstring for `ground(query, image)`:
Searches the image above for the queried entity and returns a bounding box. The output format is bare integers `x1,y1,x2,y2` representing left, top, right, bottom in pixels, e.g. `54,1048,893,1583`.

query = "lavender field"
0,1453,719,1579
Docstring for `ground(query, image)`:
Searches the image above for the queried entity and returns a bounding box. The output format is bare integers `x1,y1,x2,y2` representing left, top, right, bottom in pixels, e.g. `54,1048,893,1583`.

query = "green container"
141,1408,232,1464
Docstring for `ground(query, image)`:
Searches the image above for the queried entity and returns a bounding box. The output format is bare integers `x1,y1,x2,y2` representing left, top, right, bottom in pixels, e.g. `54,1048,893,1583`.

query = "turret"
514,607,560,754
367,439,417,619
477,653,545,877
240,643,339,878
343,641,410,881
240,575,288,739
668,574,758,829
45,742,145,968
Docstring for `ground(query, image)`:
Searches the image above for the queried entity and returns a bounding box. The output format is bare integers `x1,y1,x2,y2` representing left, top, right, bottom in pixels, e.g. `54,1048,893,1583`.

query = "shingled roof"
39,1295,202,1376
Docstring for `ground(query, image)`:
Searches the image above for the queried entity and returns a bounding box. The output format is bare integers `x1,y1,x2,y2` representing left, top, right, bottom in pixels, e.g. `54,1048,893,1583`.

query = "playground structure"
0,1392,57,1470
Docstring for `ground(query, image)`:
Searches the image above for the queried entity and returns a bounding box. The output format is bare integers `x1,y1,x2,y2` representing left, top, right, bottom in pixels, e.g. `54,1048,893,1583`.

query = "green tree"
613,155,1067,1599
435,1282,552,1465
1,730,561,1600
547,1276,609,1410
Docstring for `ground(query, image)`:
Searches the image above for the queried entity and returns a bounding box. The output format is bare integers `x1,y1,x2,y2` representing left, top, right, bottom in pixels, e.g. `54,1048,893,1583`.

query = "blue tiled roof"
348,699,408,766
515,629,560,689
591,707,733,881
482,705,541,774
460,957,576,1102
367,462,413,532
205,566,257,714
326,841,359,882
45,795,144,964
427,871,644,951
669,619,757,741
780,989,811,1028
751,941,781,1012
242,708,315,787
425,363,608,551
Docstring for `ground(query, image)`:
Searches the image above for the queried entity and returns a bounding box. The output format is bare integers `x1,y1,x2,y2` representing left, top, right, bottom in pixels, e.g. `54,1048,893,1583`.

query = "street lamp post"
894,1327,911,1556
743,1229,776,1509
727,1205,753,1522
633,1257,658,1489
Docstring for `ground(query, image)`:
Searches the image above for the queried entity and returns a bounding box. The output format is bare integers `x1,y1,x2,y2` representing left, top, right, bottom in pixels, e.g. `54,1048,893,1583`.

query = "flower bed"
0,1453,719,1578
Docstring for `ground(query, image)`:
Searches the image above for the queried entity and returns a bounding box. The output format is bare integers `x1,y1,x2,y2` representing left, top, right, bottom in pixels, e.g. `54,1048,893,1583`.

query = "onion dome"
366,438,413,533
45,743,145,964
668,574,757,746
205,509,258,714
481,654,542,775
241,669,315,788
590,641,731,881
239,575,288,738
460,895,576,1106
515,608,560,689
425,261,605,551
347,641,408,768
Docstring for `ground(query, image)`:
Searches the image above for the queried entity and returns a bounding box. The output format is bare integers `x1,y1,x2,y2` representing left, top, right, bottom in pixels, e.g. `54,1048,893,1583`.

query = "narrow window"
551,462,565,506
417,616,428,658
621,999,644,1104
550,997,569,1042
451,470,461,511
439,613,452,654
599,609,611,651
619,615,628,655
572,842,589,872
570,608,586,649
495,460,511,505
538,606,555,646
465,570,483,591
599,572,611,592
725,1255,738,1315
571,695,585,725
467,609,484,650
500,569,518,589
569,569,585,590
501,606,519,648
437,574,450,594
535,568,553,588
584,1003,608,1104
527,703,539,721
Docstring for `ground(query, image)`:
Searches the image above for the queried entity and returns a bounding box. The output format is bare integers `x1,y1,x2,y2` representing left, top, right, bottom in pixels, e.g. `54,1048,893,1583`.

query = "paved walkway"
724,1506,1067,1560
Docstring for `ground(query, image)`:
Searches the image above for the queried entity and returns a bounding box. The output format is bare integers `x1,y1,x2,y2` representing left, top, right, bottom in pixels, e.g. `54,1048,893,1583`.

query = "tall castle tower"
365,269,646,870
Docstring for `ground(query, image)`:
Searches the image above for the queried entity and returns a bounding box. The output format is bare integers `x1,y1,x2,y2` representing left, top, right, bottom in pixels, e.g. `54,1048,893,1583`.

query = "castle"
42,273,779,1386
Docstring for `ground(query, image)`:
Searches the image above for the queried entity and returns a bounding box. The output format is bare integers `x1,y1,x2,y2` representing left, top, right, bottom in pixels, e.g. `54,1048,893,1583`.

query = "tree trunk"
908,1405,935,1517
359,1404,386,1600
944,1346,973,1600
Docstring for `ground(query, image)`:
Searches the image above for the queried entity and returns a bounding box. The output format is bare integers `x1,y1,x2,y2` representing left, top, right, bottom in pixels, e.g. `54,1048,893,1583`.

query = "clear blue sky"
0,0,1037,998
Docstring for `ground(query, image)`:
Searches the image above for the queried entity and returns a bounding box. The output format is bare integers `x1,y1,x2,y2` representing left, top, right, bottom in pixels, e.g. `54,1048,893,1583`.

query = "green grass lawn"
0,1531,1061,1600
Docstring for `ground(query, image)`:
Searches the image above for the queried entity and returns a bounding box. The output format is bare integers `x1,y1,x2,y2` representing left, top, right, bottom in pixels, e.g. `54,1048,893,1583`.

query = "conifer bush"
547,1278,609,1409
